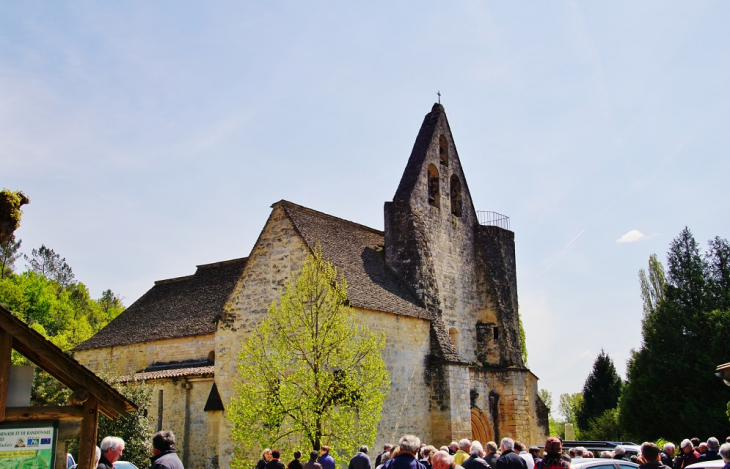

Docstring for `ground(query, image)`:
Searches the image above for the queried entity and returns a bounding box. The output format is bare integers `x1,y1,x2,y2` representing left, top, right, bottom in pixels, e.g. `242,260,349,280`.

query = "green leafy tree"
0,189,29,245
228,247,390,468
25,244,75,287
619,228,730,441
576,350,622,433
639,253,666,317
1,268,125,405
581,408,623,441
558,392,583,425
0,235,22,278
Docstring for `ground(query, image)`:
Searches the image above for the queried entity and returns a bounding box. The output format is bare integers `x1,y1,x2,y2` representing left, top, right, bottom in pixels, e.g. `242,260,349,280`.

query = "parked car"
570,458,639,469
560,441,642,459
686,460,726,469
113,462,139,469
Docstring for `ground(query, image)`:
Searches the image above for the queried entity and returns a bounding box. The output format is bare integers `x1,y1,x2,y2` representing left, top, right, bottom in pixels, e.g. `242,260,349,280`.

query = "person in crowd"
677,439,700,469
661,444,675,468
266,450,286,469
319,446,336,469
568,450,575,459
528,446,541,466
484,442,499,469
718,443,730,469
258,450,274,469
573,447,586,461
514,442,534,469
377,453,392,469
449,443,459,456
350,446,372,469
639,443,671,469
455,440,471,466
699,438,721,462
420,446,437,469
150,431,184,469
288,451,304,469
388,435,426,469
98,437,124,469
537,438,570,469
305,451,323,469
614,446,629,461
376,446,394,468
462,441,490,469
495,438,526,469
441,447,451,454
698,444,708,456
691,440,701,451
600,452,613,459
432,451,457,469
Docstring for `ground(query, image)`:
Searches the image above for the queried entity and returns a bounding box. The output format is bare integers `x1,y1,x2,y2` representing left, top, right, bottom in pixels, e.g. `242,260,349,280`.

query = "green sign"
0,425,56,469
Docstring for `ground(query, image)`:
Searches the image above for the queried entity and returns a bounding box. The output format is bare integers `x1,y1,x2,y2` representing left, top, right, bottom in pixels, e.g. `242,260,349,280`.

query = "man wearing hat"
677,440,700,469
536,438,569,469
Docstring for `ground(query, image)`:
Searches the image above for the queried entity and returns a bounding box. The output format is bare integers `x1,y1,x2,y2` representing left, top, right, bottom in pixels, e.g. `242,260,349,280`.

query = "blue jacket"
386,454,426,469
319,453,336,469
349,453,371,469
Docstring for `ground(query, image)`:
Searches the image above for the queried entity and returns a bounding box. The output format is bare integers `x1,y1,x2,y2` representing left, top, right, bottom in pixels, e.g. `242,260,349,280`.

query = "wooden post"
78,395,99,469
55,441,69,469
0,328,11,422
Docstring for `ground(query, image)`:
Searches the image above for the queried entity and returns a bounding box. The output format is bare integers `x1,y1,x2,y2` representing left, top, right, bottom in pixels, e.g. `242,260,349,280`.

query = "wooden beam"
3,405,85,421
0,328,11,421
78,396,98,469
0,311,129,417
58,420,82,440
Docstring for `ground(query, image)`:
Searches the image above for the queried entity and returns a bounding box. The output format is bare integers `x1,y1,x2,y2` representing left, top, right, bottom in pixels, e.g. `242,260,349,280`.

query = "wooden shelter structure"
0,304,136,469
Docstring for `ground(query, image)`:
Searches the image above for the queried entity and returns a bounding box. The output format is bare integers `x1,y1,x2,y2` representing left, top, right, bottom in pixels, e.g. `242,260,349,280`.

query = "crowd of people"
77,430,184,469
257,435,730,469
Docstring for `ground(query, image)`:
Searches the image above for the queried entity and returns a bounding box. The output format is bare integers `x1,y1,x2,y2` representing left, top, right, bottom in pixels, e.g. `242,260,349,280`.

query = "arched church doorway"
471,407,493,443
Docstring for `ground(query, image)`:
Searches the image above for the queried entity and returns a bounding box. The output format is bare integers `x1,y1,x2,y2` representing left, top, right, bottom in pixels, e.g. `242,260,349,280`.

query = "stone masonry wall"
476,368,547,445
214,205,310,469
74,334,215,376
147,377,214,469
357,308,432,446
215,205,437,468
75,336,216,469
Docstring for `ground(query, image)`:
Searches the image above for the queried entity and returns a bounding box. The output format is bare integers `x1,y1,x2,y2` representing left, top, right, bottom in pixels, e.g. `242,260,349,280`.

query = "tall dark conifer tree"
619,227,730,441
576,350,622,432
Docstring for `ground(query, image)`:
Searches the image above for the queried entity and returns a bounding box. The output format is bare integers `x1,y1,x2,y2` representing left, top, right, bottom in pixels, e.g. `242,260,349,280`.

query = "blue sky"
3,1,729,416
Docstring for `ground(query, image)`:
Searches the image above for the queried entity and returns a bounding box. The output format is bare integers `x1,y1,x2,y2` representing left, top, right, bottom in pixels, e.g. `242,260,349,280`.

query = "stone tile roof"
120,365,215,382
78,200,432,351
76,258,248,350
278,201,432,320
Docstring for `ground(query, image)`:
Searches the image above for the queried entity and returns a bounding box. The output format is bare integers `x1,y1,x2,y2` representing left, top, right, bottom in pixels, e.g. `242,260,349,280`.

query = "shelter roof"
0,304,135,418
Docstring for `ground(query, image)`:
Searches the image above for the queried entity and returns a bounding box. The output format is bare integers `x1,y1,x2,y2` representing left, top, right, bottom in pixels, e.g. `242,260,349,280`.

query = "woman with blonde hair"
256,449,273,469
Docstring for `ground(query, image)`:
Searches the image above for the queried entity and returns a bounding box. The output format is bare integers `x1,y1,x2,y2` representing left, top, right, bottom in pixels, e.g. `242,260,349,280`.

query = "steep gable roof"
76,257,247,349
277,200,431,320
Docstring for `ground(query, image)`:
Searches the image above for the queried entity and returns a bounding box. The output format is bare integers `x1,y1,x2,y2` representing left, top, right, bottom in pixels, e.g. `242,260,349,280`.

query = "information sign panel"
0,424,56,469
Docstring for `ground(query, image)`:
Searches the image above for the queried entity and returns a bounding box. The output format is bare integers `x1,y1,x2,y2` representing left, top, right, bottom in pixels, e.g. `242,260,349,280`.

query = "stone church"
75,103,549,469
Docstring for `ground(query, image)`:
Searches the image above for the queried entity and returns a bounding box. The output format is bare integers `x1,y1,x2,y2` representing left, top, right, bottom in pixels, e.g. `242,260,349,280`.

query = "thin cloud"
616,229,646,243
